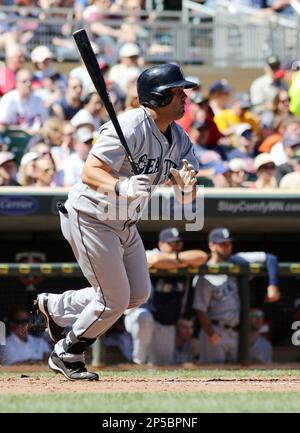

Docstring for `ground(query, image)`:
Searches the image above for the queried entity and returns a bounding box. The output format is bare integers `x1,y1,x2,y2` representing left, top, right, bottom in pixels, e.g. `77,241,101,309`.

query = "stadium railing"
0,4,299,66
0,261,298,365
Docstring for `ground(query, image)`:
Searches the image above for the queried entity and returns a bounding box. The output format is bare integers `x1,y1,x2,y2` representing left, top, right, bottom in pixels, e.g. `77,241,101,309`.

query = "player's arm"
178,250,208,267
82,154,151,198
147,249,207,269
234,252,280,302
197,310,221,346
81,154,118,193
147,251,187,269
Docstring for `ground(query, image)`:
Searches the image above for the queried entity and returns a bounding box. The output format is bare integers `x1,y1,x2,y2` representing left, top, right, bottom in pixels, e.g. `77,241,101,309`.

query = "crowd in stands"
1,37,300,188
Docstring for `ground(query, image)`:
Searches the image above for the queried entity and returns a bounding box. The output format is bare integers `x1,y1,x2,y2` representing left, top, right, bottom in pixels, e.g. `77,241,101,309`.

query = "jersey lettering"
163,159,177,176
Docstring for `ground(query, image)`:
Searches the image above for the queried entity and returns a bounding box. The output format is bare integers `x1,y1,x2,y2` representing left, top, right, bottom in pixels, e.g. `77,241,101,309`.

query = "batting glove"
170,159,197,192
116,175,151,198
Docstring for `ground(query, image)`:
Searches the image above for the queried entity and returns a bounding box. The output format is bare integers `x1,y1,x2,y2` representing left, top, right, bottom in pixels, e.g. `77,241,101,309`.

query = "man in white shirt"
0,69,48,135
57,127,94,186
1,308,51,365
108,43,142,96
250,55,287,114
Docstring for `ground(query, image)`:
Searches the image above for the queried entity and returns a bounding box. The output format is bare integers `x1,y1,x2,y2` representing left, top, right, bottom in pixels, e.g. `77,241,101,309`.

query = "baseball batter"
34,64,200,380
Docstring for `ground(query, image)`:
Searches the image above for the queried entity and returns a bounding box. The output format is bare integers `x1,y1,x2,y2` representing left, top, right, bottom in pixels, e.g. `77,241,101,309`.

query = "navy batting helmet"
137,63,198,108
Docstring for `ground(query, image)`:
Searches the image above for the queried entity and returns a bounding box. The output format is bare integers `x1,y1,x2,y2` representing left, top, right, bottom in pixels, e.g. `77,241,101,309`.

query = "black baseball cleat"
48,351,99,381
34,293,66,343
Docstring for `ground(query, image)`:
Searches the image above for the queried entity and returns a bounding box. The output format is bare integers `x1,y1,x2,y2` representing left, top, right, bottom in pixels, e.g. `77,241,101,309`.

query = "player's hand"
118,175,151,198
265,284,280,303
210,333,222,346
170,159,197,192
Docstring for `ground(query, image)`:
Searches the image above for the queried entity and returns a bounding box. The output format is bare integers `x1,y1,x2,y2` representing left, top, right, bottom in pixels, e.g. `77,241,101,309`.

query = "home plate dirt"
1,376,300,394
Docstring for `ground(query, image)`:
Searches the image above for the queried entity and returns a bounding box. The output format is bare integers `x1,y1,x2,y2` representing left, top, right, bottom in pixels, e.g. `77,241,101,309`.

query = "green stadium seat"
196,176,214,187
5,129,32,165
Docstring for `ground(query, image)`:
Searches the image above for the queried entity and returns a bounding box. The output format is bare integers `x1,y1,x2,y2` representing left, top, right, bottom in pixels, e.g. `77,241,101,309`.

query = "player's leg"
124,308,154,364
34,203,96,341
225,329,239,363
148,322,176,365
46,286,95,328
123,226,151,309
48,204,133,380
122,226,153,364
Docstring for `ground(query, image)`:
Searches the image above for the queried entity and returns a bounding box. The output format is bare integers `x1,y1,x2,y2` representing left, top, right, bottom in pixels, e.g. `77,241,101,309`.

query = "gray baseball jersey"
250,334,272,364
68,106,199,221
47,106,199,363
193,262,240,363
193,263,240,327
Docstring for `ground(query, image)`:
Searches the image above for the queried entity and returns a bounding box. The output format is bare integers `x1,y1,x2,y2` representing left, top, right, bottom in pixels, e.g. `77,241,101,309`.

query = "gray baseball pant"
47,200,151,362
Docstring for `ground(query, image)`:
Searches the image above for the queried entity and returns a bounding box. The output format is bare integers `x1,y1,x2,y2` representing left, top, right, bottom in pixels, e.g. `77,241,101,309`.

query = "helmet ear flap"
150,90,173,107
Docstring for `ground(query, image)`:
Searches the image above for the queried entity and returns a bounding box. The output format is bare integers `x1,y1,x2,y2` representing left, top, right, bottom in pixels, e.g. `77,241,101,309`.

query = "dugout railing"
0,261,298,366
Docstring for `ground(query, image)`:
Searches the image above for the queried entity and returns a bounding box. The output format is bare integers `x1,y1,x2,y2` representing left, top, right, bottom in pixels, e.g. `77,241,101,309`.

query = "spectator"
71,92,104,131
228,158,248,187
108,43,142,96
250,55,287,114
124,227,207,365
193,227,280,364
34,69,64,109
212,162,232,188
250,308,272,364
174,317,200,364
31,45,66,91
288,61,300,119
191,119,226,159
1,308,51,365
0,69,48,135
178,92,223,144
0,44,25,97
253,153,277,189
212,160,247,188
51,77,83,121
69,45,108,99
124,85,140,111
208,79,232,116
226,123,256,173
57,127,94,186
0,151,19,186
272,89,292,125
51,122,75,168
190,120,224,181
31,155,57,187
27,117,63,150
275,133,300,183
269,118,300,165
258,111,280,153
279,171,300,189
214,92,259,144
89,0,140,63
17,151,39,186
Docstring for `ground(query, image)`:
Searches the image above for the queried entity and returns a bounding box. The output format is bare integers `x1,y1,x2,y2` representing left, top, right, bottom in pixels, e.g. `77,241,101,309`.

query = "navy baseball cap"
235,92,251,109
208,227,233,244
208,79,232,94
159,227,183,243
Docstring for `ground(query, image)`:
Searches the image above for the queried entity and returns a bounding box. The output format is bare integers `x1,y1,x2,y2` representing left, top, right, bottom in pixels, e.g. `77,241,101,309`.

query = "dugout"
0,187,300,363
